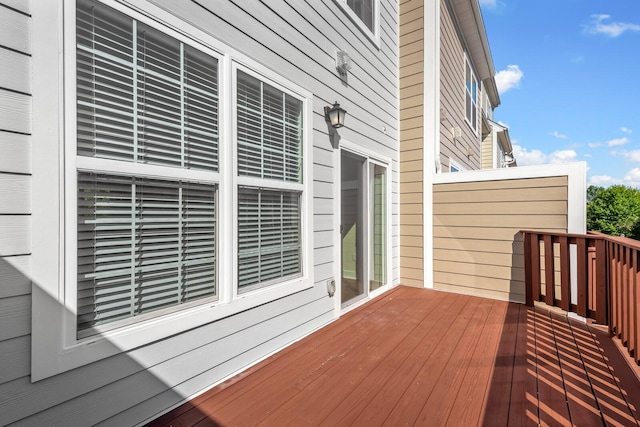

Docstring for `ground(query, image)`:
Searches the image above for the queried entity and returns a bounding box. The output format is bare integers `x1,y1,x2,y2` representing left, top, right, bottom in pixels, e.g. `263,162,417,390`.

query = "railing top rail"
520,229,640,251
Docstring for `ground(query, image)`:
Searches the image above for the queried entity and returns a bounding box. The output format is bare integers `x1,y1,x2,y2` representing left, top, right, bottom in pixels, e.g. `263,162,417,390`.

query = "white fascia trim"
422,0,440,289
432,162,587,234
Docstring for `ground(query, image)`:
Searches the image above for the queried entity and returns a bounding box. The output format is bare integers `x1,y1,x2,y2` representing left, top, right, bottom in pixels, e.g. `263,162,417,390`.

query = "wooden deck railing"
522,230,640,363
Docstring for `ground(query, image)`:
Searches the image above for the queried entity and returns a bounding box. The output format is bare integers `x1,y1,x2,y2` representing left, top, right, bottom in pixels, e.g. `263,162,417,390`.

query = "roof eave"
451,0,496,81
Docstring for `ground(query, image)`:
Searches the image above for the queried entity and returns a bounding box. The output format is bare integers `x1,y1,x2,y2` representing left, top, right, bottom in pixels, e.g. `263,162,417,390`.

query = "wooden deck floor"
147,286,640,426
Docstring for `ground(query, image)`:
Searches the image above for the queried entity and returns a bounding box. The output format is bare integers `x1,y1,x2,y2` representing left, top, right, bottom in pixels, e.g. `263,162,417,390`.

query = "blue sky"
479,0,640,187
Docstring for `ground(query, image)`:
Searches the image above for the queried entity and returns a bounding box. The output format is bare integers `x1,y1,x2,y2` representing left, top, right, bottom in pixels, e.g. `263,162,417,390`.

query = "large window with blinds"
75,0,219,336
236,70,304,292
31,0,314,379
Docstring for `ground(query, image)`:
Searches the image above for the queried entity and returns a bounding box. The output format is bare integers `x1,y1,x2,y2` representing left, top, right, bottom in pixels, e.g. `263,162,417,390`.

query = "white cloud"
607,137,630,147
511,144,577,166
588,142,603,148
549,149,577,164
550,131,568,140
589,175,621,186
512,144,547,166
584,14,640,37
624,168,640,187
621,127,633,134
495,65,523,95
622,150,640,162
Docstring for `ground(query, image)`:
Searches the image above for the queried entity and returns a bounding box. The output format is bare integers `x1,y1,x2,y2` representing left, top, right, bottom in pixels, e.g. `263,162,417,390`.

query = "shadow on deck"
146,286,640,426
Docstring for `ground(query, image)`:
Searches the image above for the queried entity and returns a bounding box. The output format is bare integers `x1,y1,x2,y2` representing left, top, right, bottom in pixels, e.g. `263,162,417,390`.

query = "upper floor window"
449,158,463,173
347,0,374,31
337,0,379,44
465,57,478,133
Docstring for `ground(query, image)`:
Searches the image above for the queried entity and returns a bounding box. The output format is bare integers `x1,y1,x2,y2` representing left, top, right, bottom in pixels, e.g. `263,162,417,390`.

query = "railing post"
595,238,607,325
544,234,555,307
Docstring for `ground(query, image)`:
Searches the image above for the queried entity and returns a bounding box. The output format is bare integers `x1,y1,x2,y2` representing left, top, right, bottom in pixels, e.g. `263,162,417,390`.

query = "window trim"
335,0,381,47
31,0,313,382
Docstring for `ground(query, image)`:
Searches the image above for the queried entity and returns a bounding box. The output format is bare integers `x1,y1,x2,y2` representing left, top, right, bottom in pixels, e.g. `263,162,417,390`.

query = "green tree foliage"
587,185,640,239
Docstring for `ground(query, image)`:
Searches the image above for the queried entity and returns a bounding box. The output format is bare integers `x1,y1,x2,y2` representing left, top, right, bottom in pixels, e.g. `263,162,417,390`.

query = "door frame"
333,139,393,317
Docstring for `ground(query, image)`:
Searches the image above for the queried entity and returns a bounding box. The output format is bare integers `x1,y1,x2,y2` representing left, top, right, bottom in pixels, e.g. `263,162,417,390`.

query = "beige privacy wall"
399,0,425,287
433,174,570,302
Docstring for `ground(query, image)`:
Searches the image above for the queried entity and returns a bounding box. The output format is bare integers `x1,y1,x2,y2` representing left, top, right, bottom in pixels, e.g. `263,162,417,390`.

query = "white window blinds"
236,70,304,291
76,0,218,337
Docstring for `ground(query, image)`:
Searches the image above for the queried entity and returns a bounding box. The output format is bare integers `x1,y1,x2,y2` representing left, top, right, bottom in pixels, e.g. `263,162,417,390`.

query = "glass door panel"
370,164,386,292
341,152,365,305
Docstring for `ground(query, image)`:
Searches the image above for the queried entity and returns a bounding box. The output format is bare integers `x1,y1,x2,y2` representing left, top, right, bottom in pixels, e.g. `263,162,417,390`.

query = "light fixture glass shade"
326,102,346,128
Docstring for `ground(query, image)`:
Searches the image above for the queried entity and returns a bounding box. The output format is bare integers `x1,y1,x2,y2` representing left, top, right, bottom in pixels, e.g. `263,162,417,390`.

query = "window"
336,0,379,43
465,57,478,133
31,0,313,381
75,0,219,336
449,158,463,173
236,69,304,291
347,0,374,31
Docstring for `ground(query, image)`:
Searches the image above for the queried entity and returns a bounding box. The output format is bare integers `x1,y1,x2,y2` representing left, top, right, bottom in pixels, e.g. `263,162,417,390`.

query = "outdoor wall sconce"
325,102,347,129
451,126,462,142
336,49,352,75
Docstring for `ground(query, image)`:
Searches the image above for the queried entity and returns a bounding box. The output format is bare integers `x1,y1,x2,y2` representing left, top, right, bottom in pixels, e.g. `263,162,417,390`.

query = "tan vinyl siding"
439,0,480,171
433,176,569,302
482,131,493,169
399,0,424,286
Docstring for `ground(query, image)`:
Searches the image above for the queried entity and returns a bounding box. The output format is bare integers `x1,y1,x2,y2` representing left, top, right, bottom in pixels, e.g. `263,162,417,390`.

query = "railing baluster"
559,235,570,312
612,243,621,338
624,246,631,346
610,241,617,337
544,234,555,306
631,249,637,357
577,237,588,317
524,232,533,306
635,250,640,364
531,234,541,304
595,238,607,325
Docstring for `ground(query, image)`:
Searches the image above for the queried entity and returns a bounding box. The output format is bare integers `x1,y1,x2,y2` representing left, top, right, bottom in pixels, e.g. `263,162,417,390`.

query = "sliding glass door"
340,150,389,307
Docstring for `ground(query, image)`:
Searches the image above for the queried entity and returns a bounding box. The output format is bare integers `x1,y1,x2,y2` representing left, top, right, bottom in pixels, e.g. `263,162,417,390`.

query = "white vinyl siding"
236,70,304,291
75,0,219,335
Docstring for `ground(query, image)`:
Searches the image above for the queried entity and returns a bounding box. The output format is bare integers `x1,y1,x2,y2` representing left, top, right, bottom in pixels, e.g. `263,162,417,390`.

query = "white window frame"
335,0,381,46
31,0,313,382
464,55,478,135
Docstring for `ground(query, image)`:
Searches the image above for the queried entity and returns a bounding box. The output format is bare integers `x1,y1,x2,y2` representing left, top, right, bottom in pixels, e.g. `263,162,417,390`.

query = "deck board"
146,286,640,427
